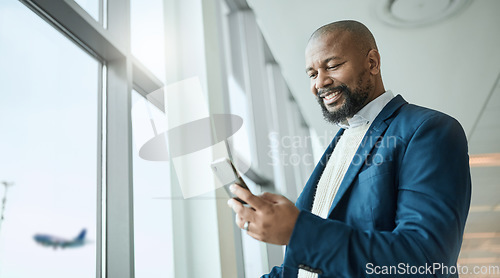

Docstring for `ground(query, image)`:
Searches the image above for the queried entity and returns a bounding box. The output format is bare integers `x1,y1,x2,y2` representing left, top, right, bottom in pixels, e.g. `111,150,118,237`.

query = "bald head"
309,20,378,55
305,20,385,124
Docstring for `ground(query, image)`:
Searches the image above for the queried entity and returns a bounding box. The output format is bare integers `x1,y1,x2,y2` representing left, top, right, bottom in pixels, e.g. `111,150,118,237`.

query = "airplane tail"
75,229,86,241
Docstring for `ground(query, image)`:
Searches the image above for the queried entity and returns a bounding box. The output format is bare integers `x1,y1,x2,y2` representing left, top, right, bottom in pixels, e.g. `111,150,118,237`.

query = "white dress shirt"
337,90,395,129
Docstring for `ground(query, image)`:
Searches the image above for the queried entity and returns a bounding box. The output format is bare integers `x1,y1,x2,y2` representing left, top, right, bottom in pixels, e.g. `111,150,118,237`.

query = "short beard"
316,81,371,124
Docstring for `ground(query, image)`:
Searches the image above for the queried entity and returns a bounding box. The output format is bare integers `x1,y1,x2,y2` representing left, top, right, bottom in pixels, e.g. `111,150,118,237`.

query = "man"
227,20,471,278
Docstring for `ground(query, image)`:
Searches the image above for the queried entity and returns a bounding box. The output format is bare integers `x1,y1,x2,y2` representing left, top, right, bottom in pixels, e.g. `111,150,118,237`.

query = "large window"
130,1,173,275
0,1,99,277
131,0,166,82
131,90,174,278
0,0,309,276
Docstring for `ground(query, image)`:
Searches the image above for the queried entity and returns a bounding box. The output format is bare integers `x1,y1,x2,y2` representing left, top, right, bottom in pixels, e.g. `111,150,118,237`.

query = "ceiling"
246,0,500,271
247,0,500,148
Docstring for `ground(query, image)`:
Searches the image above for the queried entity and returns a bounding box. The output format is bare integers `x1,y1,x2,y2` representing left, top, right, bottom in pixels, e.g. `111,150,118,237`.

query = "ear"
367,49,381,75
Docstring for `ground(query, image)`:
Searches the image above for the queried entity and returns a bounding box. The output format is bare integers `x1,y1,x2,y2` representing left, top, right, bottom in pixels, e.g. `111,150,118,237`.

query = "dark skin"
228,29,385,246
227,184,299,245
306,30,385,113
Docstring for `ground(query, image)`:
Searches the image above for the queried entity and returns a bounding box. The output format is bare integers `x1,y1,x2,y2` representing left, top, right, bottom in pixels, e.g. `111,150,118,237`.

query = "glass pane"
74,0,100,22
220,1,253,166
131,0,166,82
240,177,267,277
131,90,174,278
220,1,265,275
0,1,98,277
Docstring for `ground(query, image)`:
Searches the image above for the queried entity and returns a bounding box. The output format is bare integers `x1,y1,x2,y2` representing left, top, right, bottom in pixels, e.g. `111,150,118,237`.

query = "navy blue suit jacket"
263,95,471,278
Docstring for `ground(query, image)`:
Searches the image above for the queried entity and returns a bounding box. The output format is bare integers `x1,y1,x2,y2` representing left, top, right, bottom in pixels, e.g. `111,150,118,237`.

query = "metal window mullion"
97,63,107,278
105,57,134,278
132,57,164,110
22,0,125,62
106,0,134,278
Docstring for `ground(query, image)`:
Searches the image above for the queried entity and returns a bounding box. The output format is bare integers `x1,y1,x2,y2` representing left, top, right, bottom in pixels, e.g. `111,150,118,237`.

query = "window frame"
19,1,163,277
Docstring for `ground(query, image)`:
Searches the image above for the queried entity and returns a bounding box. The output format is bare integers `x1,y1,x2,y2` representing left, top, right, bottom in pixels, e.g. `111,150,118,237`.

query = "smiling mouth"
321,89,343,105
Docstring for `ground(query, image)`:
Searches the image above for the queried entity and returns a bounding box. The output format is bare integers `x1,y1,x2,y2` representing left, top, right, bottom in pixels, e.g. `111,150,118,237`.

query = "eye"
327,62,345,70
308,72,317,79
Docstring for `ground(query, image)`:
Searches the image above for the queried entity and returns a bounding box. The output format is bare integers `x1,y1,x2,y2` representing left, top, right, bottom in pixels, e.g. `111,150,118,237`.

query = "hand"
227,184,300,245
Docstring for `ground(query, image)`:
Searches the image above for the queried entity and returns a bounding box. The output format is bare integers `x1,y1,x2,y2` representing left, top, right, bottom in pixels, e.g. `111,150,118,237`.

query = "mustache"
317,84,348,98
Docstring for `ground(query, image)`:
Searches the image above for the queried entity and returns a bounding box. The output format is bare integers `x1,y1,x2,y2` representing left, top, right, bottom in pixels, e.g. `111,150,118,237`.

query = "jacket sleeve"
261,264,283,278
275,114,471,277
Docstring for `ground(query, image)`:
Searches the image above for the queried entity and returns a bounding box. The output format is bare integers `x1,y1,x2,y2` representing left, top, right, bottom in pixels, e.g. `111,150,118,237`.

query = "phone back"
211,159,238,186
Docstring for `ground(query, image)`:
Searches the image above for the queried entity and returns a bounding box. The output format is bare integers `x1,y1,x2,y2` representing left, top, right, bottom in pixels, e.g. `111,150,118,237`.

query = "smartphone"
210,157,249,204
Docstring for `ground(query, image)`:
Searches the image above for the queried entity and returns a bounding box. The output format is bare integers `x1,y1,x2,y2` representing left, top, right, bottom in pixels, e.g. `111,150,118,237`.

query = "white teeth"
324,91,340,100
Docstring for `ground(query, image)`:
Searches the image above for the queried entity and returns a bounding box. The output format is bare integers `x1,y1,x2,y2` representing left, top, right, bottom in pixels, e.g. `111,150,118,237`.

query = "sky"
0,0,172,277
0,1,97,277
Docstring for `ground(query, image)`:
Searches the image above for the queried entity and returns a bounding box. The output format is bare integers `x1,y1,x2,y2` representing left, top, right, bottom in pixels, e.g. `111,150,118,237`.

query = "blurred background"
0,0,498,277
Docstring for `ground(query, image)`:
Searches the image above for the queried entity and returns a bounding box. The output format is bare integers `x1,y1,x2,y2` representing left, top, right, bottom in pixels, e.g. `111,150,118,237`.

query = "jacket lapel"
327,95,407,216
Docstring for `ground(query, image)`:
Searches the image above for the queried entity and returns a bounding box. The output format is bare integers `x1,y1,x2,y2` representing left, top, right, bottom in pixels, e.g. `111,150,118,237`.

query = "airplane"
33,229,87,249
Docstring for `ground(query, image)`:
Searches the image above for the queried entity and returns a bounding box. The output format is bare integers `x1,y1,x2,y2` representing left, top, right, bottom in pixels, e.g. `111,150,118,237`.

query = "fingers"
232,204,252,233
259,192,281,203
228,189,299,245
228,198,244,214
227,198,254,223
235,214,244,229
236,215,258,237
235,215,261,238
230,184,267,209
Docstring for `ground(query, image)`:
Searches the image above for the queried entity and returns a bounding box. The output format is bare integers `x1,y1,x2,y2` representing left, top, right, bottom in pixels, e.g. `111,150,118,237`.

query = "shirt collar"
337,90,395,129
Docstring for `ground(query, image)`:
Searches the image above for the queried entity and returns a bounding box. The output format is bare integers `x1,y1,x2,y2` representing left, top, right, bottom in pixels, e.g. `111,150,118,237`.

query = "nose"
315,70,333,92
